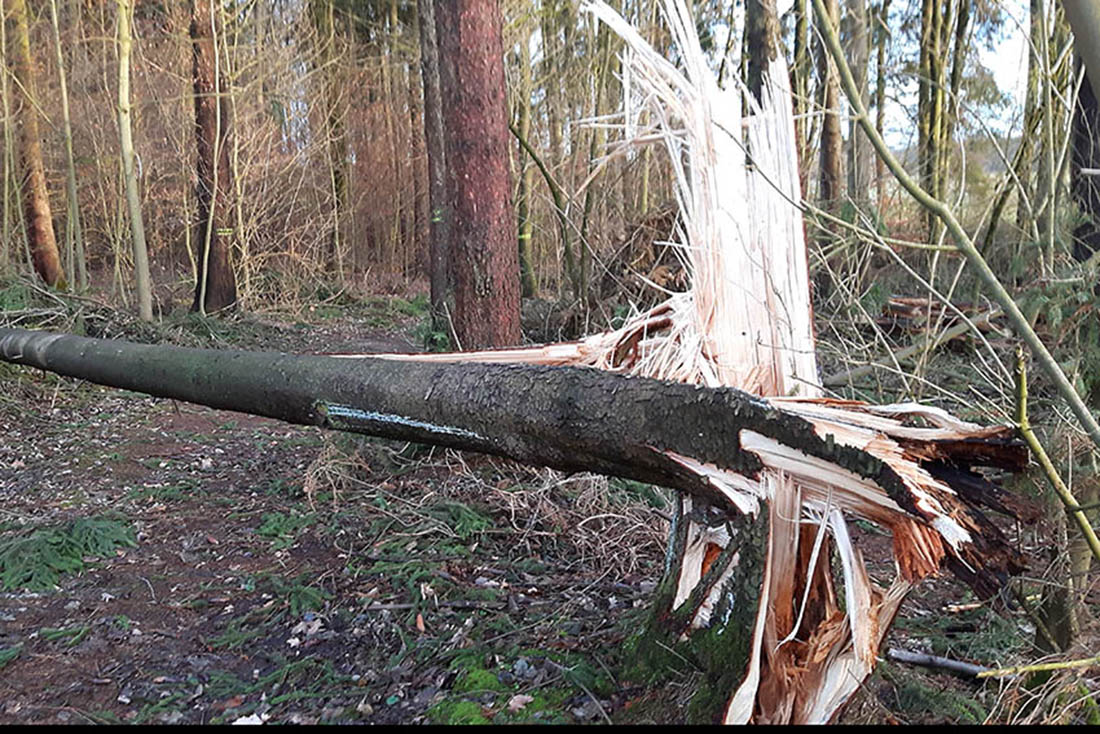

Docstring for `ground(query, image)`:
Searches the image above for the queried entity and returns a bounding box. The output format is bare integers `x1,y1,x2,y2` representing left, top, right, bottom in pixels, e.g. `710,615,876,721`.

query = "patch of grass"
893,674,987,724
204,656,358,722
0,643,23,669
126,481,193,503
256,511,316,550
40,625,90,647
265,478,304,499
607,478,671,510
423,501,493,540
892,604,1025,661
208,618,266,651
0,516,137,591
264,573,332,616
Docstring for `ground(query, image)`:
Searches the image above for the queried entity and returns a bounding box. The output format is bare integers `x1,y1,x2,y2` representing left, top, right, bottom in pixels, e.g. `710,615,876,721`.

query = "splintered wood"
333,0,1032,723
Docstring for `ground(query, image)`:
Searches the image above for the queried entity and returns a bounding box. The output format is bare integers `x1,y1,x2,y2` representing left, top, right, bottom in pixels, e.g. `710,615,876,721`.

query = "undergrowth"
0,516,137,591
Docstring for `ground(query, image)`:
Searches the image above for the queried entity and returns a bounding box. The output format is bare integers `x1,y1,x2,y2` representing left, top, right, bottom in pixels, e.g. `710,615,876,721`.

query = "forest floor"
0,282,1076,725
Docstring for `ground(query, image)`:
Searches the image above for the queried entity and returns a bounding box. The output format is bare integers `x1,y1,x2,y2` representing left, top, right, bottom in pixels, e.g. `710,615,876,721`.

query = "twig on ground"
886,648,992,679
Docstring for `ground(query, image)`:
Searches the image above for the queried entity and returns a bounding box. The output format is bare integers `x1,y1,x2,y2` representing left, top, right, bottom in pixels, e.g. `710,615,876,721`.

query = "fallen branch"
825,308,1002,387
886,648,992,679
976,654,1100,679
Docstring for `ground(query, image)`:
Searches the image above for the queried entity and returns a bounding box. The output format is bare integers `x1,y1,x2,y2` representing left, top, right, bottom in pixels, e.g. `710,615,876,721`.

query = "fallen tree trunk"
0,325,1031,596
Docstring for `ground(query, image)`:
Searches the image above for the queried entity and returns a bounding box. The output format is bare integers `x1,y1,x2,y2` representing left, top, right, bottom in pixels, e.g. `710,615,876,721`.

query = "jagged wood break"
0,326,1032,724
0,0,1040,723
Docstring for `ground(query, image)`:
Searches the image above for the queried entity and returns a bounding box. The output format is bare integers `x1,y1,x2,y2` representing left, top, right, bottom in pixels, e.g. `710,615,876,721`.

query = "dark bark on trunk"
0,327,851,504
793,0,812,192
1071,61,1100,262
7,0,66,289
434,0,521,349
745,0,780,108
845,0,872,211
0,325,1031,595
417,0,451,329
311,0,347,283
817,0,843,209
874,0,891,211
191,0,237,314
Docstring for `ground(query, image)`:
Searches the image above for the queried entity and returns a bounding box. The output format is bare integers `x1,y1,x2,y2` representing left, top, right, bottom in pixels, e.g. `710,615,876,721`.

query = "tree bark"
435,0,521,349
311,0,347,284
5,0,66,288
844,0,872,212
817,0,843,210
745,0,780,105
49,0,85,290
118,0,153,321
874,0,891,211
1071,60,1100,262
515,35,537,299
1062,0,1100,103
417,0,451,331
191,0,238,314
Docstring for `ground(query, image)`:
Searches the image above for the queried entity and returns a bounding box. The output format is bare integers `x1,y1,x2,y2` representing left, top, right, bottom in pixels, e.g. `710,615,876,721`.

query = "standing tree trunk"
117,0,153,321
515,36,537,299
434,0,521,349
5,0,66,288
1,0,12,271
817,0,843,211
792,0,812,190
311,0,347,285
1017,0,1044,241
873,0,891,211
49,0,85,290
417,0,451,331
191,0,237,314
844,0,872,213
745,0,780,103
918,0,951,242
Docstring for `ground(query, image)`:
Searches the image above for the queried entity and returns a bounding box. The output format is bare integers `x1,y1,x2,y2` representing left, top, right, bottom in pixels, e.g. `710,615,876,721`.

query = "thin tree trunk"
516,36,537,298
118,0,153,321
417,0,451,330
793,0,812,190
434,0,521,349
49,0,85,290
312,0,347,284
817,0,843,210
191,0,237,314
6,0,66,288
845,0,871,212
579,19,612,307
874,0,891,211
1017,0,1043,239
0,0,11,271
746,0,780,102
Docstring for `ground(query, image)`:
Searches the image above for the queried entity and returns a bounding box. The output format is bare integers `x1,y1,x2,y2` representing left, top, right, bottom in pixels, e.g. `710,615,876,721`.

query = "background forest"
1,0,1099,726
